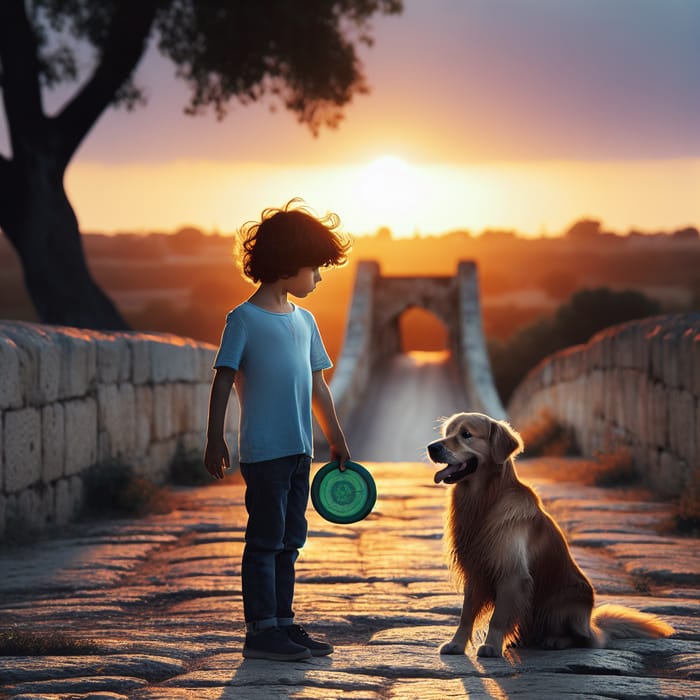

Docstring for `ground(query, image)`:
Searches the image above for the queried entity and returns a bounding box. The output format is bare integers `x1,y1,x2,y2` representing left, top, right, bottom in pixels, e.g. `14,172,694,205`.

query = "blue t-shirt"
214,301,332,462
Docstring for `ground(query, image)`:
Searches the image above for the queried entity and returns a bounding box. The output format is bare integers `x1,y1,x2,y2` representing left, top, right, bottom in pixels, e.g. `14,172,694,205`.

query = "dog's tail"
591,603,674,645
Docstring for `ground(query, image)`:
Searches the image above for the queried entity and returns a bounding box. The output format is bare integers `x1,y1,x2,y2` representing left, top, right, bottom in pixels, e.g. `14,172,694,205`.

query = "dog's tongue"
434,463,466,483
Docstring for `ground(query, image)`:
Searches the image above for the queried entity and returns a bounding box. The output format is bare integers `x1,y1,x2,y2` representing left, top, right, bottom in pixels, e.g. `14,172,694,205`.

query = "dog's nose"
427,442,443,461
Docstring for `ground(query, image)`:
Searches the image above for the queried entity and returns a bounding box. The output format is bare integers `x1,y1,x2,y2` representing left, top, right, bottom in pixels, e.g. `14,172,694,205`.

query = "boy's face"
285,266,322,298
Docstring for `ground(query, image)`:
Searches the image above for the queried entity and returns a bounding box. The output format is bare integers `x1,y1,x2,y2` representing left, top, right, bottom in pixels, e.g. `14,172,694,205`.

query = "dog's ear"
490,420,524,464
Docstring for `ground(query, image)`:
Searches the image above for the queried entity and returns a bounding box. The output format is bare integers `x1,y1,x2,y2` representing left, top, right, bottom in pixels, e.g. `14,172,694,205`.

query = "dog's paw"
476,643,502,658
439,641,466,655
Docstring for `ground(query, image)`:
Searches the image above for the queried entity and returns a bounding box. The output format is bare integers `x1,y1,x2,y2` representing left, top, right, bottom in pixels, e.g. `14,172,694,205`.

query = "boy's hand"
331,442,350,472
204,437,230,480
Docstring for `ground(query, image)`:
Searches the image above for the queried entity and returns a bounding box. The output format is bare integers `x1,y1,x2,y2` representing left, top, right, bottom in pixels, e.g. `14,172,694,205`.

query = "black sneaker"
243,627,312,661
283,624,334,656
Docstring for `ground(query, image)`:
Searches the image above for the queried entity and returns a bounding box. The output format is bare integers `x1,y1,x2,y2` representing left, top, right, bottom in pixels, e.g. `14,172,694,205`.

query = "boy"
204,199,352,661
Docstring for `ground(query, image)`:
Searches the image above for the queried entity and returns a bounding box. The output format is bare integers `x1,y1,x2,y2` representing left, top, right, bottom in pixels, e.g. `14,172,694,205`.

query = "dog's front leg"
440,582,475,655
478,574,531,658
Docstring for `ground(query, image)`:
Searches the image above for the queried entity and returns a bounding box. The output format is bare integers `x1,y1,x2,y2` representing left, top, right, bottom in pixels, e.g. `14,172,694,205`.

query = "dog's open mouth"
433,456,479,484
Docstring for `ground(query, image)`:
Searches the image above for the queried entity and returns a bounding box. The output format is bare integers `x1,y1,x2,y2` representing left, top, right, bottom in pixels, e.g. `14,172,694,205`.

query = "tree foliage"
490,287,662,403
0,0,402,328
27,0,403,131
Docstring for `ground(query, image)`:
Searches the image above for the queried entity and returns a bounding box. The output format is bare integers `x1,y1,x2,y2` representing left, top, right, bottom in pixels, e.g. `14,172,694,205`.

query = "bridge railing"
0,321,237,538
507,313,700,498
328,261,380,426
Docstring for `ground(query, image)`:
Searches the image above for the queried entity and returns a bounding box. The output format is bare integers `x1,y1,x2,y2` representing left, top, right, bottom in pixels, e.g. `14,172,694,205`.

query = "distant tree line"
488,287,663,403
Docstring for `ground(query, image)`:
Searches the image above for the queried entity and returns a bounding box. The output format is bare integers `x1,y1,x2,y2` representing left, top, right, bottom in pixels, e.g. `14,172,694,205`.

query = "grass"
519,409,579,458
83,460,173,516
671,472,700,536
170,444,212,486
589,448,639,487
0,627,98,656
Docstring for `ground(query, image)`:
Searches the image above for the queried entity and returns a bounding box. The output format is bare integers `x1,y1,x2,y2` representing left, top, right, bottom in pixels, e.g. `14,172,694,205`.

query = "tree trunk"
1,157,129,330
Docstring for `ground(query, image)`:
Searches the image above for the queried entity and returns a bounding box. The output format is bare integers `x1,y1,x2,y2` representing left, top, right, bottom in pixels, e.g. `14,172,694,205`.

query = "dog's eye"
460,430,472,440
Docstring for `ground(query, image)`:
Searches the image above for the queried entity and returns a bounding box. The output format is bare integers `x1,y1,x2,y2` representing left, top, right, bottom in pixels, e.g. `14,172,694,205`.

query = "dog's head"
427,412,523,484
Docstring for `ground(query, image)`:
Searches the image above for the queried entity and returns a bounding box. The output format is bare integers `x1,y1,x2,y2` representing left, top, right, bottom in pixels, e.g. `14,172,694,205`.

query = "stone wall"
507,313,700,498
0,321,237,538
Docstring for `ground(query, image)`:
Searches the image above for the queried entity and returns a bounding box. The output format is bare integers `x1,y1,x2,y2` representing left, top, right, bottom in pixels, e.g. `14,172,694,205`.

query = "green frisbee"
311,460,377,524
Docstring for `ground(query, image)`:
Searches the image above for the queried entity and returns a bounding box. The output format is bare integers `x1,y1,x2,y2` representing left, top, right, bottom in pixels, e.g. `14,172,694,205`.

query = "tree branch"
52,1,158,166
0,0,46,156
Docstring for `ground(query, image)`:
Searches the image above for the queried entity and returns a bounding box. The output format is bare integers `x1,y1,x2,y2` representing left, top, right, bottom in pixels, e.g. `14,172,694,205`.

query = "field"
1,227,698,382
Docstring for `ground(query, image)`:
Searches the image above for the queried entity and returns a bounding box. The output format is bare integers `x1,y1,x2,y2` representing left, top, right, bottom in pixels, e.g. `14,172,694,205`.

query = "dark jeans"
240,454,311,630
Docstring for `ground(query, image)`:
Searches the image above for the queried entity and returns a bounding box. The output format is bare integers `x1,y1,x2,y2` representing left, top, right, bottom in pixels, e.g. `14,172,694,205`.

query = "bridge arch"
399,307,448,352
329,260,506,437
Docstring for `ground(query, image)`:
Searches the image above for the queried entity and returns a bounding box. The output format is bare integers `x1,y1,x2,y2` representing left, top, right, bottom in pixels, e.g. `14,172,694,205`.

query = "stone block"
3,493,16,534
648,321,665,382
151,337,195,383
193,382,212,432
656,450,686,498
540,360,553,387
0,322,61,404
97,383,136,460
130,335,152,385
95,332,131,384
599,332,615,369
660,330,681,389
177,382,211,434
64,398,98,475
622,369,644,436
586,335,604,370
153,383,174,441
668,389,696,467
70,474,83,510
42,403,65,482
647,381,668,448
171,383,188,434
0,336,22,409
134,385,153,453
613,324,646,371
179,430,205,456
55,476,83,525
3,407,42,492
54,327,97,399
197,346,217,383
16,484,53,532
586,369,605,418
602,370,621,426
145,439,178,481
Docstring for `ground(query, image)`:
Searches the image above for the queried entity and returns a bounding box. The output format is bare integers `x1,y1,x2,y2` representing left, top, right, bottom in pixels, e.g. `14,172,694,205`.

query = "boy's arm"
312,369,350,470
204,367,236,479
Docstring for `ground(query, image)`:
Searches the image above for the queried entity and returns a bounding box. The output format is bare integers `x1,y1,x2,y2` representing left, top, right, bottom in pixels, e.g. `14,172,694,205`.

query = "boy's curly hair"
237,198,352,283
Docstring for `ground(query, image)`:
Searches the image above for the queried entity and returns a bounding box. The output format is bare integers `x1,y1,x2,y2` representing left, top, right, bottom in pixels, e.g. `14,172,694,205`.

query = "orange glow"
352,155,423,234
65,157,700,238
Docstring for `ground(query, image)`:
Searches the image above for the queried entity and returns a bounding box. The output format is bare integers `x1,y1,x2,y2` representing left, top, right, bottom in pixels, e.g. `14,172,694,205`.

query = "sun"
352,155,424,237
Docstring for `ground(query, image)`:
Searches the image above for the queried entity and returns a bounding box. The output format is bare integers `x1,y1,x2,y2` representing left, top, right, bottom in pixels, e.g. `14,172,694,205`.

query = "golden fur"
427,412,674,658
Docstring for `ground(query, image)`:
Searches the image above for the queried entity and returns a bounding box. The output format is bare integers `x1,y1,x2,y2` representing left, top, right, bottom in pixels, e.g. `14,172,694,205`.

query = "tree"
564,218,602,240
0,0,402,329
490,287,661,402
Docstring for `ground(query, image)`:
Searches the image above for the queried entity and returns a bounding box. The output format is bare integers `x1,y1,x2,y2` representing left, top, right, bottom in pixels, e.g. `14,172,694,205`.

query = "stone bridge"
329,260,505,460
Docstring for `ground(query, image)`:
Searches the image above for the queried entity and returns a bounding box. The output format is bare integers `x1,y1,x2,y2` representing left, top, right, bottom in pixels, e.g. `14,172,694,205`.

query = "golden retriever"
427,411,674,658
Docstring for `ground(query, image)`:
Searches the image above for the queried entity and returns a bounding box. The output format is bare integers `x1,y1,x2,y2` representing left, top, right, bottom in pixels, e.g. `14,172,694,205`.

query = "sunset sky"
2,0,699,237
